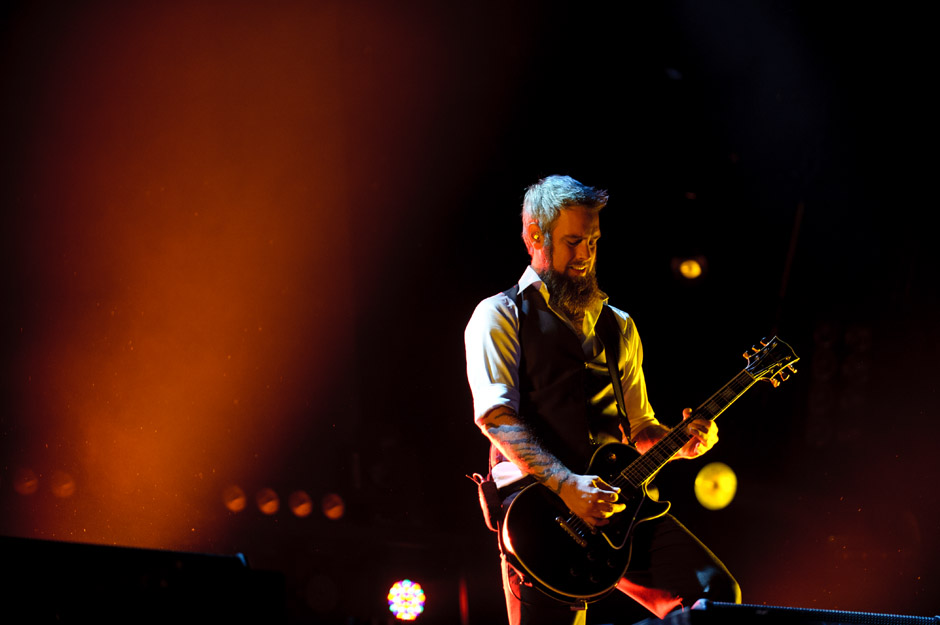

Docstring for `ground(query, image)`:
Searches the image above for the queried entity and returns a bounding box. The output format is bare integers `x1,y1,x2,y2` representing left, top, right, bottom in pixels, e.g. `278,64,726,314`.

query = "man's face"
530,205,603,318
545,205,601,279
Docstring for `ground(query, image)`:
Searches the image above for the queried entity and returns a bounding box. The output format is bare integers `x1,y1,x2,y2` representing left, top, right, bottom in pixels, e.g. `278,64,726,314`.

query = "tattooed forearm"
478,406,574,493
542,466,574,495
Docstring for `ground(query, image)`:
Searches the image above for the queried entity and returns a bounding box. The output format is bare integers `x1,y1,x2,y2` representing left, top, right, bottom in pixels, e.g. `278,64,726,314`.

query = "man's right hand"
477,407,627,526
558,474,626,527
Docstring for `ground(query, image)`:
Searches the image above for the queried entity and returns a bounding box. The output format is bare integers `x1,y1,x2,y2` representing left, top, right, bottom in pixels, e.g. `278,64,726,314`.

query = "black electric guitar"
501,336,799,604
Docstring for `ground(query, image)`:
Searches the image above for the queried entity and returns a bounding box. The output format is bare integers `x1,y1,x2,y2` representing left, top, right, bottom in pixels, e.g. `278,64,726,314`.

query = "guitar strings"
563,370,759,537
617,371,756,489
559,346,795,539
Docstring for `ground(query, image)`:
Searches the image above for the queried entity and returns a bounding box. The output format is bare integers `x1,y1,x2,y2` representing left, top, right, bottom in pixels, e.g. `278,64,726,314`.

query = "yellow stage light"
678,259,703,279
671,255,707,281
694,462,737,510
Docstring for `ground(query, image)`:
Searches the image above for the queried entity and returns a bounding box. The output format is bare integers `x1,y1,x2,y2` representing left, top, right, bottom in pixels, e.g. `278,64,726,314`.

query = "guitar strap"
595,304,632,444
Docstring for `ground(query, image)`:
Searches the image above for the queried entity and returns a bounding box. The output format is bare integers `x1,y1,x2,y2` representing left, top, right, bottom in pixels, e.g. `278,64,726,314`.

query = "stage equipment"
388,579,426,621
0,536,285,623
633,599,940,624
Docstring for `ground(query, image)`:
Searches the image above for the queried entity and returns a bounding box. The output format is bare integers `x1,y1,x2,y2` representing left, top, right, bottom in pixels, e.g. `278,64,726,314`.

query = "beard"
537,252,602,319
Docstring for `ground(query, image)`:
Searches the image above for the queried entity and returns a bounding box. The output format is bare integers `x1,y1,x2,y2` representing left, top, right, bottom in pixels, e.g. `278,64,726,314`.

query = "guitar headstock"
743,336,800,387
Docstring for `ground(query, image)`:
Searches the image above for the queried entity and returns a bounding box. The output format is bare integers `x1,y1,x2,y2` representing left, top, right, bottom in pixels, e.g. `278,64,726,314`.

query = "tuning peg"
769,377,780,388
751,346,761,353
779,370,790,382
742,351,751,359
760,338,769,347
788,364,798,374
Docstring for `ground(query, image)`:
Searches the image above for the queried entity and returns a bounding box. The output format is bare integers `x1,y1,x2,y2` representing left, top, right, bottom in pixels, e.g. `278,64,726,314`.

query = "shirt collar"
519,265,609,333
518,265,545,296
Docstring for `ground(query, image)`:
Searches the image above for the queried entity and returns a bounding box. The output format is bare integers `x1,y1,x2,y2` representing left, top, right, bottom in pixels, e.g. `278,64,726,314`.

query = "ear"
526,222,544,249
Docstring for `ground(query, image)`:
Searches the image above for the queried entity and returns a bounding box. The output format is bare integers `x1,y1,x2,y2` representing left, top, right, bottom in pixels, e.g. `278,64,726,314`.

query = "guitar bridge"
554,516,587,548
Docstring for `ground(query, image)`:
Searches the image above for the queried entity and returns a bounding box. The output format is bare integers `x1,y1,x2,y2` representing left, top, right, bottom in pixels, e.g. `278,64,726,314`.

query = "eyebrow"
562,232,601,240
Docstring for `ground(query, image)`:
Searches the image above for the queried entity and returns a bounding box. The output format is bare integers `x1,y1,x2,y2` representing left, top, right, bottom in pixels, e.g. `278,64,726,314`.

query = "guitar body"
502,442,671,603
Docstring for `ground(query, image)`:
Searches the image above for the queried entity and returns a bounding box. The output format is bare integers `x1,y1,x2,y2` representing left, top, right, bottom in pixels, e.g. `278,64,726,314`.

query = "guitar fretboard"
616,370,757,490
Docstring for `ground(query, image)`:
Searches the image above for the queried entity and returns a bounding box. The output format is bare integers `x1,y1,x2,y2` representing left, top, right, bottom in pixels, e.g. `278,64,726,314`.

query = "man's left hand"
678,408,718,459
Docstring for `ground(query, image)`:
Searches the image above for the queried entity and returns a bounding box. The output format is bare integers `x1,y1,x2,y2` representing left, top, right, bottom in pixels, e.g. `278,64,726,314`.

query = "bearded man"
464,175,740,625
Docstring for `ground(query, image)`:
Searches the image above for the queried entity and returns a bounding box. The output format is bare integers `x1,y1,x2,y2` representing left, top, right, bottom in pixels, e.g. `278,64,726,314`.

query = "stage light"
321,492,345,520
671,256,707,281
289,490,313,517
388,579,426,621
13,468,39,495
679,259,702,279
49,470,76,498
694,462,737,510
256,487,280,515
222,485,247,512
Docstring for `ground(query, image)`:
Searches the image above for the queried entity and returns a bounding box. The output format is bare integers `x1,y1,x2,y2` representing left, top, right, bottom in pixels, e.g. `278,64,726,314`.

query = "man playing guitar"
465,175,741,624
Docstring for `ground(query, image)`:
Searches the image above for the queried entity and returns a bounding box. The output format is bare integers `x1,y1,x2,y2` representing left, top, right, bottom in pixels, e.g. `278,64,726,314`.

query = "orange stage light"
321,493,345,520
49,471,77,498
13,468,40,496
256,488,280,516
288,490,313,518
671,256,707,280
222,485,247,513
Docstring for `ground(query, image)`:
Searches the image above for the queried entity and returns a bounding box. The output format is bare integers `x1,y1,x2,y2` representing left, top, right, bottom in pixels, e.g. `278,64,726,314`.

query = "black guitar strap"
595,304,632,444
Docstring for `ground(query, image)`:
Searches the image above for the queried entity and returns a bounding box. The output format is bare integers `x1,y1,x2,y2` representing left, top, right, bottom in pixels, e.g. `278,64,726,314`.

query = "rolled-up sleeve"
464,293,521,425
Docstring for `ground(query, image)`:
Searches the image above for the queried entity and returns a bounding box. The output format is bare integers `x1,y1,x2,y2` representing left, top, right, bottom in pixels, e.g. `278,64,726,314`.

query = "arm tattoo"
479,406,574,493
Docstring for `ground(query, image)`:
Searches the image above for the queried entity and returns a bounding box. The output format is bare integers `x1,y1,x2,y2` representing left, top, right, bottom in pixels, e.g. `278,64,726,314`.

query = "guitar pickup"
554,516,588,548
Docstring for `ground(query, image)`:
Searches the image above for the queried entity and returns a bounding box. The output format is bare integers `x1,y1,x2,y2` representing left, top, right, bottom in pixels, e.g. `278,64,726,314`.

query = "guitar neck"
620,369,757,489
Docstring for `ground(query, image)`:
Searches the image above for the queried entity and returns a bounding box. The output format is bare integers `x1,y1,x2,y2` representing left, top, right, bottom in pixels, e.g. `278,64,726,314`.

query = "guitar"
501,336,799,603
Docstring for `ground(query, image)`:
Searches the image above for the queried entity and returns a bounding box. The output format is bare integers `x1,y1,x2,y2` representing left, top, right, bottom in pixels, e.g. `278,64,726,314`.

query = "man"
464,175,740,624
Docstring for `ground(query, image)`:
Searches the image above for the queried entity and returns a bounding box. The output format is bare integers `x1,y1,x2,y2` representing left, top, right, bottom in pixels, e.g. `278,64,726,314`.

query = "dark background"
1,1,935,623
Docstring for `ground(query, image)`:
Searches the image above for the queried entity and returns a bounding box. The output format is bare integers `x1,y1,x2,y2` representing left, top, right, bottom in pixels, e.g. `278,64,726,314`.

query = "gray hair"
521,175,608,250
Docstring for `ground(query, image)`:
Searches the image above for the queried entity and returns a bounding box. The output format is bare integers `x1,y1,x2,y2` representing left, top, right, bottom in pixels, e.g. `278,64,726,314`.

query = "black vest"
491,285,625,474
